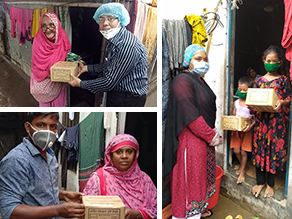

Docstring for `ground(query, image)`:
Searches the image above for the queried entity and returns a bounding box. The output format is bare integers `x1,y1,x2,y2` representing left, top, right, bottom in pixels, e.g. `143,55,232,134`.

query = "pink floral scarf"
83,134,157,219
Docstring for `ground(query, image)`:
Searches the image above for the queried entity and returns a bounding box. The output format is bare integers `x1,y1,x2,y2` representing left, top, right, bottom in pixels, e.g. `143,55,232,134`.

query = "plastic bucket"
207,165,224,209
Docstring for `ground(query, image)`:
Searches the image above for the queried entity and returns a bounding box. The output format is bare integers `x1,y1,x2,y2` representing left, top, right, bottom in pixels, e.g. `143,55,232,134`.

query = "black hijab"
163,71,216,178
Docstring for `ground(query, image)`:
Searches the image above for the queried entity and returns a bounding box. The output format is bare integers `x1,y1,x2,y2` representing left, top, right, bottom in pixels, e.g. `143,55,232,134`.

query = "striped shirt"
80,27,148,97
0,138,59,219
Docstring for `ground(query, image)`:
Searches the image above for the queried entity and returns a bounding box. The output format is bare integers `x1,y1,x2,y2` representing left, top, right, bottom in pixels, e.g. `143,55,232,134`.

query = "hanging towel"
59,6,72,45
184,14,208,47
282,0,292,79
133,0,148,41
162,27,171,146
31,9,41,38
79,112,104,192
104,112,117,146
142,6,157,63
10,6,33,44
124,0,138,34
162,19,189,72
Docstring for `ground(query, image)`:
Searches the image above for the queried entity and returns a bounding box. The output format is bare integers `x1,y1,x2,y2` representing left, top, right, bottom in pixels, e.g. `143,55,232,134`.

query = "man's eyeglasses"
41,24,56,32
99,16,117,23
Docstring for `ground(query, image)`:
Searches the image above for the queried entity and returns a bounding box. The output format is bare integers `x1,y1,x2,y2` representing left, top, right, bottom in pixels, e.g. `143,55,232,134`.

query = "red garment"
10,6,33,44
253,76,291,174
281,0,292,78
31,12,71,82
172,116,216,218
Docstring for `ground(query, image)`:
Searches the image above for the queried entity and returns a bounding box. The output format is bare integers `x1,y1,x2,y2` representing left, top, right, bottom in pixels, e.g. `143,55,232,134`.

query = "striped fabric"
80,27,148,97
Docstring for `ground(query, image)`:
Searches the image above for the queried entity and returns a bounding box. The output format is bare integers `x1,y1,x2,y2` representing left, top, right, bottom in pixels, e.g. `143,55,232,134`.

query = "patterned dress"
253,76,291,174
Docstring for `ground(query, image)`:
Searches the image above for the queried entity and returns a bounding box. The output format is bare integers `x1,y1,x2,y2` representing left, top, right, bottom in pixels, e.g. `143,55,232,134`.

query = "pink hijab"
83,134,157,219
31,12,71,82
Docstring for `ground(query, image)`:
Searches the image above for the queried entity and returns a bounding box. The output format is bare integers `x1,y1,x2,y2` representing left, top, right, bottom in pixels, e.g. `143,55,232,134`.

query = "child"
231,76,255,184
252,45,291,198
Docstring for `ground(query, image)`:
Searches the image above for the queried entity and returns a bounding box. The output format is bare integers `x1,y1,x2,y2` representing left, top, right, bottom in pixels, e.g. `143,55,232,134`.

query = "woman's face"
189,51,208,69
41,16,56,40
111,146,136,171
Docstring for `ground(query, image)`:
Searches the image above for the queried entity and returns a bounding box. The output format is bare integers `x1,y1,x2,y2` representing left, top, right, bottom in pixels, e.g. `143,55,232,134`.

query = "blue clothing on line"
0,138,59,219
80,26,148,97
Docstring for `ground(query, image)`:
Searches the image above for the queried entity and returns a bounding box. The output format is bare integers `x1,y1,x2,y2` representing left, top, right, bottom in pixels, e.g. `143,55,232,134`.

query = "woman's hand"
209,129,223,147
125,208,143,219
273,100,283,112
77,61,88,77
68,74,81,87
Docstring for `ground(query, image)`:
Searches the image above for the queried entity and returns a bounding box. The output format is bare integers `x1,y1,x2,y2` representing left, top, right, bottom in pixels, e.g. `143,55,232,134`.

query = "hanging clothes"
59,6,72,45
142,6,157,63
64,124,80,163
104,112,117,146
184,14,208,47
133,0,148,41
162,19,189,74
281,0,292,79
121,0,137,34
79,112,104,192
10,6,33,44
185,19,193,46
31,7,54,38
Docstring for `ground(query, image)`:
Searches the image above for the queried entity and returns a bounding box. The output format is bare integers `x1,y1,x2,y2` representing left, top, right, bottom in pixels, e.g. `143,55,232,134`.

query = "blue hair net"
183,44,207,67
93,3,130,27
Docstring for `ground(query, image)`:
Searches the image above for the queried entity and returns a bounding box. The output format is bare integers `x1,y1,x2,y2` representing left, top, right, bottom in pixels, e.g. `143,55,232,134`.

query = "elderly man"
0,112,85,219
69,3,148,107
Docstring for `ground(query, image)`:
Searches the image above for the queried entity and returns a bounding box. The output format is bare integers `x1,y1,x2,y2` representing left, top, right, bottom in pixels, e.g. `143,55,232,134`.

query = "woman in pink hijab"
30,12,71,107
83,134,157,219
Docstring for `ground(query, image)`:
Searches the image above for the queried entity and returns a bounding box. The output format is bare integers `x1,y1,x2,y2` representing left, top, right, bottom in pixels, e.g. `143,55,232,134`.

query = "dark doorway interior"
125,112,157,186
234,0,285,85
233,0,287,200
69,7,104,107
0,113,27,160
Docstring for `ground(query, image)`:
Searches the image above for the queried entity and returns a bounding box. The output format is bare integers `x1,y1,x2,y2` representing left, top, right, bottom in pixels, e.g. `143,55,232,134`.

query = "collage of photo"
0,0,292,219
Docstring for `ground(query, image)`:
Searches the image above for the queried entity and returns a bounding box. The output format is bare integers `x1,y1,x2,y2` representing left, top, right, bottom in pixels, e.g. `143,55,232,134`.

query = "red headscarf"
83,134,157,219
31,12,71,82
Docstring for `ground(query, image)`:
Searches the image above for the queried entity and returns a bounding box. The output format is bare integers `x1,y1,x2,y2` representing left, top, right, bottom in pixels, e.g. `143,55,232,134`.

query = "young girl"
231,76,255,184
252,45,291,198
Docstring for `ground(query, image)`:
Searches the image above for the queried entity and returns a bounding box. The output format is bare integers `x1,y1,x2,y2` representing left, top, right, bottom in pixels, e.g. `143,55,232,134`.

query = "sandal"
201,209,213,218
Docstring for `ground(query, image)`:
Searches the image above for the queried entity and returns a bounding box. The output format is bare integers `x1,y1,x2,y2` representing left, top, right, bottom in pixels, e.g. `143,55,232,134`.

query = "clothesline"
3,0,157,9
3,1,103,9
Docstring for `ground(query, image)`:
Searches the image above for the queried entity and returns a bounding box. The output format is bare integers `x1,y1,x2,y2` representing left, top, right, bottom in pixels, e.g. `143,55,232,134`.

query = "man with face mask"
69,3,148,107
0,112,85,219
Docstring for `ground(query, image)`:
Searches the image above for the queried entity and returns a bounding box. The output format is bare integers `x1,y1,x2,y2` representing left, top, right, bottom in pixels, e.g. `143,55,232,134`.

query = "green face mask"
264,62,280,73
237,90,247,99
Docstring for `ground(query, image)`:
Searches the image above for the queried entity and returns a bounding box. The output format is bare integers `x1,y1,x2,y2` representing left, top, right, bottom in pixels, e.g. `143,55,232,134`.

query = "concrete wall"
4,13,32,77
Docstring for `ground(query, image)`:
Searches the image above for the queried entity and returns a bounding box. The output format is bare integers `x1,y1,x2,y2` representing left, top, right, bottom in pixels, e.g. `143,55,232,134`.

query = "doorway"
231,0,287,200
125,112,157,186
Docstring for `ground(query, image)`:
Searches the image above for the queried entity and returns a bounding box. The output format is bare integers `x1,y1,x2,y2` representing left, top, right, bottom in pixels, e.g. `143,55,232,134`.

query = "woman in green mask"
252,45,291,198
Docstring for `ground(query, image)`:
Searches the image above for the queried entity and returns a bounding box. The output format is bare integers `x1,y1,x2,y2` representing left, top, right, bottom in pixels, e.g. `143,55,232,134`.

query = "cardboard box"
220,116,251,131
50,61,78,82
83,195,125,219
245,88,279,112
